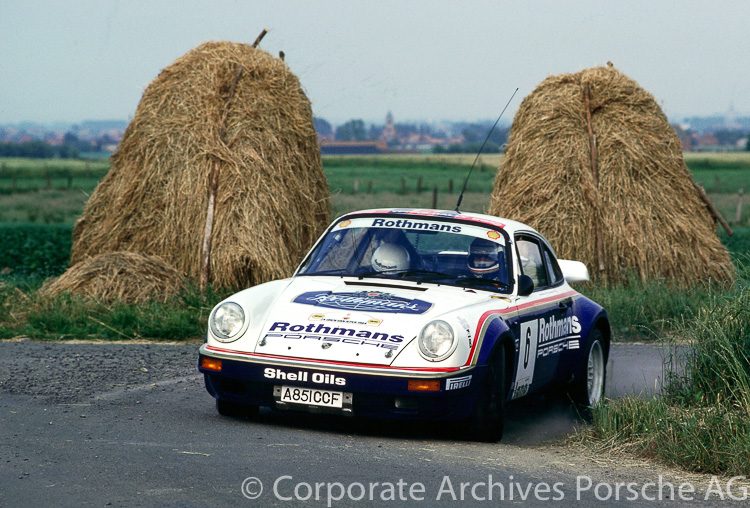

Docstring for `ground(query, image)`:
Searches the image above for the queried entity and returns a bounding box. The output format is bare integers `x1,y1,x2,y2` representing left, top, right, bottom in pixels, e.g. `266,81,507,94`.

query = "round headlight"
210,302,245,342
418,320,456,361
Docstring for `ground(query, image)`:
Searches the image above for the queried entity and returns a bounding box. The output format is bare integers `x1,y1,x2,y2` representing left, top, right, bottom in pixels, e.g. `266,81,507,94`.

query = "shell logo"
338,220,352,228
487,231,501,240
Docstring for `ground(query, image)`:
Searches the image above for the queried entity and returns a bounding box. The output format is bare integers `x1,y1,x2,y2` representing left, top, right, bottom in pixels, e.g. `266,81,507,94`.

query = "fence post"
431,186,438,209
367,181,373,194
353,178,359,195
417,175,423,193
736,188,744,225
449,179,454,193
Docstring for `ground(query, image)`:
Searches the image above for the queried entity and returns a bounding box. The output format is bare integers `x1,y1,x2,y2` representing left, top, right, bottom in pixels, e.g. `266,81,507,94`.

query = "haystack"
41,252,185,303
70,41,329,290
489,64,733,287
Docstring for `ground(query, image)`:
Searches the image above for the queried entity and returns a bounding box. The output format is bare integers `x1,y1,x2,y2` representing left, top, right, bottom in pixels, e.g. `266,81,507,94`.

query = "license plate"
278,385,344,408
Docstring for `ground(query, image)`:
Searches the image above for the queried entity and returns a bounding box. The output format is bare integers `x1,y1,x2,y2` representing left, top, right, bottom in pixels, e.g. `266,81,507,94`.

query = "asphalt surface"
0,341,736,507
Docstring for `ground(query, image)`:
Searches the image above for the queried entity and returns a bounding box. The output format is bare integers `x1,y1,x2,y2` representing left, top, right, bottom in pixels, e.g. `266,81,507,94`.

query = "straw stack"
489,64,733,287
42,252,185,303
70,41,330,291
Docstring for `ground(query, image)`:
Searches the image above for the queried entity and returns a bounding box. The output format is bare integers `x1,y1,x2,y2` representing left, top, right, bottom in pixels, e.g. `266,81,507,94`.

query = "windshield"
297,216,512,293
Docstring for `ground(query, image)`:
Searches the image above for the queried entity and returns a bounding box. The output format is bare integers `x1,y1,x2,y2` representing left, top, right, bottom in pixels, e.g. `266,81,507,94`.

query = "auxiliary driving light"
200,357,222,372
407,379,440,392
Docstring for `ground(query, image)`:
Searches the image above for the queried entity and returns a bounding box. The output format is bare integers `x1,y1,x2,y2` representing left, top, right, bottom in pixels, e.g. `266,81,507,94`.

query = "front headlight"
418,320,456,361
210,302,245,342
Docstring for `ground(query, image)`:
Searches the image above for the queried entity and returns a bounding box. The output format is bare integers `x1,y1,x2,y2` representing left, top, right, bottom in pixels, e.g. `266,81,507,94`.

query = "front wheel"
570,328,606,419
468,346,506,442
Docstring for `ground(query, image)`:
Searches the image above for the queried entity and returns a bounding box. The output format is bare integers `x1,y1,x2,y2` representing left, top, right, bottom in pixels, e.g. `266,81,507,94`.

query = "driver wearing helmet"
467,238,503,279
371,243,411,272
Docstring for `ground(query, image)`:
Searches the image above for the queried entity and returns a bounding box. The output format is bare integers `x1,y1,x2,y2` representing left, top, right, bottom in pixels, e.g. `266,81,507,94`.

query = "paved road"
0,341,732,507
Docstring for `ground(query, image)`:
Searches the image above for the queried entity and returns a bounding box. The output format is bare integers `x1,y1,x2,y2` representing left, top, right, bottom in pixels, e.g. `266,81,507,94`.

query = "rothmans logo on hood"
293,291,433,315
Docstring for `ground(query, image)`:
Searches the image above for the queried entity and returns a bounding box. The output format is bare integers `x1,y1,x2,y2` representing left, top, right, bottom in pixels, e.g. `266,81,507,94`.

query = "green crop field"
1,152,749,222
2,152,746,342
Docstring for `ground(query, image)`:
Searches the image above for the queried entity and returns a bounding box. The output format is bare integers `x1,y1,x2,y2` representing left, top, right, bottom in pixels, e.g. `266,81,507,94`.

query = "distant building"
380,112,396,144
696,133,720,150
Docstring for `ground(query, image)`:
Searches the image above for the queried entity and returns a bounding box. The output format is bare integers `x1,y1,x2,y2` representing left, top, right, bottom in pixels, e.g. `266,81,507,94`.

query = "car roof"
341,208,540,237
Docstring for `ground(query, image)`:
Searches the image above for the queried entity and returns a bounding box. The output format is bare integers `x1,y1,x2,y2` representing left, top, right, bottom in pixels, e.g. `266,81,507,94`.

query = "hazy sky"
2,1,749,126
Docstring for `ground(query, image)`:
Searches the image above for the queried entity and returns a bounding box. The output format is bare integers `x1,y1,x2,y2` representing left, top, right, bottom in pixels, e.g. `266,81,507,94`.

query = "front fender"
472,314,513,367
471,315,516,403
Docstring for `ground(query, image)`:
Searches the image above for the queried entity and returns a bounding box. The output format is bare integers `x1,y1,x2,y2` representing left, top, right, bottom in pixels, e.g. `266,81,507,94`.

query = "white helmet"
468,238,500,276
371,244,410,272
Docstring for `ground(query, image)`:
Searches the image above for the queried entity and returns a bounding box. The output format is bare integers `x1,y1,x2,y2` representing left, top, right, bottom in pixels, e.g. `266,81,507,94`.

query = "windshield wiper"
301,268,348,276
358,269,453,281
455,277,511,291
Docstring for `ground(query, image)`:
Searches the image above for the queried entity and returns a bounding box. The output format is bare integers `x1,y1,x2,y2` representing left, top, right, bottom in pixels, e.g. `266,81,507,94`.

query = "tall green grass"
0,282,231,341
576,275,710,340
580,227,749,474
586,284,750,475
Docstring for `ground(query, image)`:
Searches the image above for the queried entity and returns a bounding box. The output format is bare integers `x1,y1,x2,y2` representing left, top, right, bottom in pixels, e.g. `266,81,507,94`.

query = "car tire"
468,346,506,442
569,328,606,420
216,398,259,418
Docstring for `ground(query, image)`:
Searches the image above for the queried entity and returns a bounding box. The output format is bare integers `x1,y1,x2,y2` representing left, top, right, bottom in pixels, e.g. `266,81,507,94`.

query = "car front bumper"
198,344,483,421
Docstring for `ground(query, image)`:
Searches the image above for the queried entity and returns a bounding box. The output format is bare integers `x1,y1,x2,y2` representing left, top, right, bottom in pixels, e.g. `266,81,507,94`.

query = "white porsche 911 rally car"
199,208,610,441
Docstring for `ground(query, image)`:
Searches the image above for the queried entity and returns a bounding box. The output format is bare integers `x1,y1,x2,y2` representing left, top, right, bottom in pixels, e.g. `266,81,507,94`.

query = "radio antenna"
455,88,518,212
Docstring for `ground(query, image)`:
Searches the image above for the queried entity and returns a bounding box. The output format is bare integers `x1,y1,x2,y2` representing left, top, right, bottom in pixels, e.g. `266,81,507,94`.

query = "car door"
509,234,571,397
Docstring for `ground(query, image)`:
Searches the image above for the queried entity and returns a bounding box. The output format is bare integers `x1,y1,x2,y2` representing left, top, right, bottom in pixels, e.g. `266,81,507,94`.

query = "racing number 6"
523,328,531,369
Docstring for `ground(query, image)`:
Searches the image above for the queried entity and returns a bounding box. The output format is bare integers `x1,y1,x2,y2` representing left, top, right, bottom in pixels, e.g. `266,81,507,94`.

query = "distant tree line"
0,140,78,158
0,133,114,159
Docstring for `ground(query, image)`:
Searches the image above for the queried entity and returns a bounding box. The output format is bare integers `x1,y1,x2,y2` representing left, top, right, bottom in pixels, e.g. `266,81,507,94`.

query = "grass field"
1,151,749,342
2,152,749,223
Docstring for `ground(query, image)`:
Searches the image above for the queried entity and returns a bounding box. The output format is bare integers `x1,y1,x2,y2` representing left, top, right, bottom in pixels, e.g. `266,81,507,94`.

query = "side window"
542,246,564,286
515,237,549,289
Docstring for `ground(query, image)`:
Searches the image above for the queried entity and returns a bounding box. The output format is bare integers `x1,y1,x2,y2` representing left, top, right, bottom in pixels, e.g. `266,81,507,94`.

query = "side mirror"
558,260,590,284
517,274,534,296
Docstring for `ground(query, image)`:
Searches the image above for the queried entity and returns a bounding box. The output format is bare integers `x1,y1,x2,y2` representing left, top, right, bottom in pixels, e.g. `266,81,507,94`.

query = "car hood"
246,275,507,366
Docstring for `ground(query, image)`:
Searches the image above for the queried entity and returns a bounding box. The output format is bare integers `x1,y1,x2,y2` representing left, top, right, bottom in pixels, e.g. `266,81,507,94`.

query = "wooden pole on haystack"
200,64,244,289
199,27,269,288
687,177,734,236
583,82,606,272
252,29,268,48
